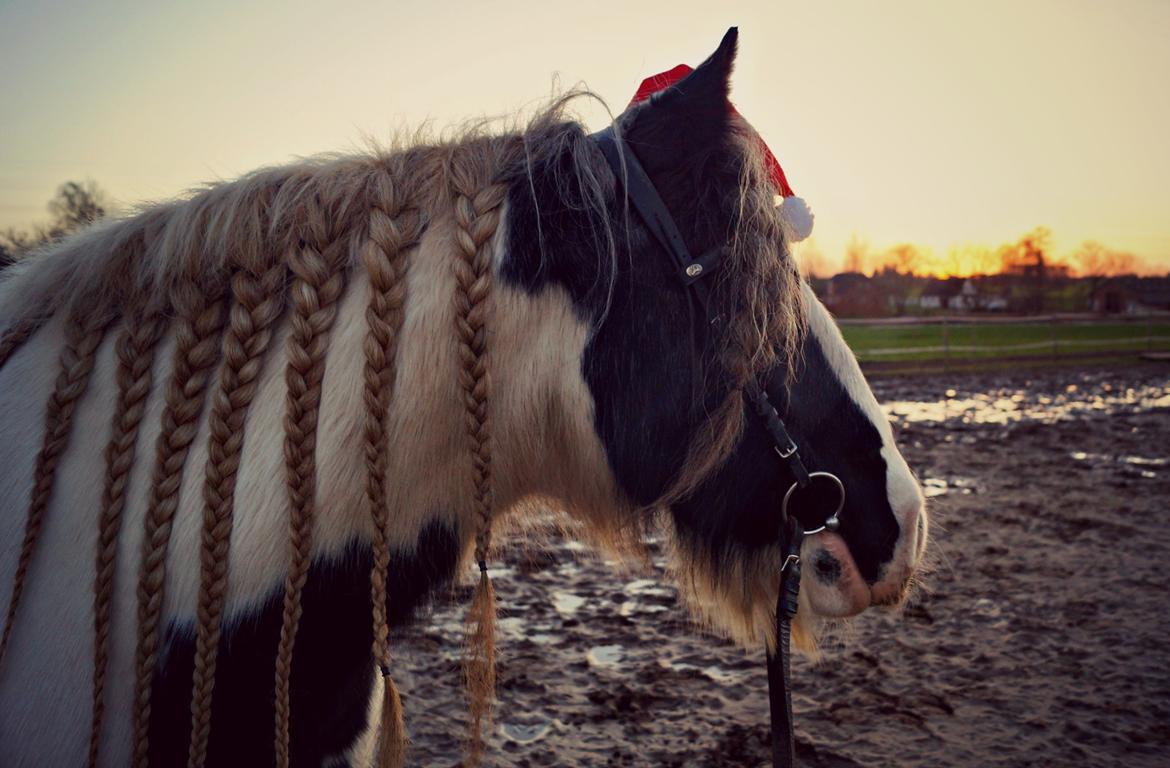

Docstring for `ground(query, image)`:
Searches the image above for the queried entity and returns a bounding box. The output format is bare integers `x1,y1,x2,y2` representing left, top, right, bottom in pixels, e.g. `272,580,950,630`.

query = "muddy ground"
391,365,1170,767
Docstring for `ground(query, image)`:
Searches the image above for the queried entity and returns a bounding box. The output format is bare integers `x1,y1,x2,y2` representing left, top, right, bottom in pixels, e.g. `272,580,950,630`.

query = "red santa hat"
627,65,814,242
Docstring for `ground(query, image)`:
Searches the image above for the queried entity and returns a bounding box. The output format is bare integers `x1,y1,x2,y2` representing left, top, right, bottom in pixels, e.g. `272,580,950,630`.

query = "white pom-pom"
778,196,814,242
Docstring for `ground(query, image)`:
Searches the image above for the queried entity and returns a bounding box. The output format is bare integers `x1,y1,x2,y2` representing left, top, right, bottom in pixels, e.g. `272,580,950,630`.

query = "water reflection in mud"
551,591,587,617
395,366,1170,767
879,371,1170,493
586,644,625,669
1069,451,1164,478
881,374,1170,426
500,719,553,745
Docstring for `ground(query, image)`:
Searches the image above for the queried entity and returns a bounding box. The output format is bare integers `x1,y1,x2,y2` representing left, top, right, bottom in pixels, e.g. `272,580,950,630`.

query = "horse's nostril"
812,551,841,584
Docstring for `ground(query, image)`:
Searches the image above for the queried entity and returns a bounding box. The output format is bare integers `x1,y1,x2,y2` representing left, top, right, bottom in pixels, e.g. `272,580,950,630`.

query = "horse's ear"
676,27,738,109
626,28,738,155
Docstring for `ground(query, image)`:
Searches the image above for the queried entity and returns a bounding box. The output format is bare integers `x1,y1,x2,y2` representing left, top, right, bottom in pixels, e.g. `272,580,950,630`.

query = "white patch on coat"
0,315,117,764
801,284,925,586
0,200,625,764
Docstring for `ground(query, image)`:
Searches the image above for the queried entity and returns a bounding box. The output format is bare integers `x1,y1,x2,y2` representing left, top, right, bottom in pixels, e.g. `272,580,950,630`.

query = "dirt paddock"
393,364,1170,767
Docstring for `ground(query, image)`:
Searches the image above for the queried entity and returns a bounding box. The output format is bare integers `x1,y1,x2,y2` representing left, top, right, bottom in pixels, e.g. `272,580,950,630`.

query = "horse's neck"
371,216,624,553
213,212,623,589
0,200,625,627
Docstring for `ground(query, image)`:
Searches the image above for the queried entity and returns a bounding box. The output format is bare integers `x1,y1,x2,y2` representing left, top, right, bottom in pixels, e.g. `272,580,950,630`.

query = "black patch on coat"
501,41,744,508
148,521,459,766
666,330,898,584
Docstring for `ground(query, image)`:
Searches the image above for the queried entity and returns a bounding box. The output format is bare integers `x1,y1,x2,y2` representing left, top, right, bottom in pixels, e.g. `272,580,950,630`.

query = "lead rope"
767,520,804,768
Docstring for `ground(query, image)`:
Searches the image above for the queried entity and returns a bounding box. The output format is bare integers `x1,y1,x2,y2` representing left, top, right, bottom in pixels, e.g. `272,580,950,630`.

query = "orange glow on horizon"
797,228,1161,280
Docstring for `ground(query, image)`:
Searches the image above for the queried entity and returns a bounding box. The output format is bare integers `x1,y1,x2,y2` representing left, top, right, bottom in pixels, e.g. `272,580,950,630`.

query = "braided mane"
0,94,803,767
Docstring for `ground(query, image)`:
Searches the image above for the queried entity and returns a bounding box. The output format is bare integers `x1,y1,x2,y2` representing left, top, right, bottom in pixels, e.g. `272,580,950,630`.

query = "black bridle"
591,126,845,768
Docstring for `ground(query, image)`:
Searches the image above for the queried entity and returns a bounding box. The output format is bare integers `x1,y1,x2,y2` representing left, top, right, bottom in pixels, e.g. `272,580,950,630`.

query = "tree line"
0,180,109,269
800,227,1146,281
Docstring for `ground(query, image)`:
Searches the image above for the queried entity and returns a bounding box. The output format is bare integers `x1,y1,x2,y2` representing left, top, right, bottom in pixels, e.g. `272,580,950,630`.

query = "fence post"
1147,314,1154,353
1050,315,1058,362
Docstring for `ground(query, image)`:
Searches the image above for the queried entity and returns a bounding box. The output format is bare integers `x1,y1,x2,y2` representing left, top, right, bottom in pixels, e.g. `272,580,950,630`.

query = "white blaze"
801,285,926,586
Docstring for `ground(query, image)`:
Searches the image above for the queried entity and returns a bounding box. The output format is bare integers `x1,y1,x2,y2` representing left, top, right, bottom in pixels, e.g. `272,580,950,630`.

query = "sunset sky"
1,0,1167,275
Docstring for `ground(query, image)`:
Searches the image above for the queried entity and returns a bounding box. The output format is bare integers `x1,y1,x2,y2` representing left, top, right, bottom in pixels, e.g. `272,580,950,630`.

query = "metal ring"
781,471,845,536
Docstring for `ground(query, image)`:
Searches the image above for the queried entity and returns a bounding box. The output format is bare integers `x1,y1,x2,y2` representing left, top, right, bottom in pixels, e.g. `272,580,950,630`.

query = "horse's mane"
0,110,574,334
0,90,804,766
0,98,801,379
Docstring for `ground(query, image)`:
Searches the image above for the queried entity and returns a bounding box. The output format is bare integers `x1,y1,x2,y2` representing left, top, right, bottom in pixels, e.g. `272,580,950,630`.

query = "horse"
0,29,926,767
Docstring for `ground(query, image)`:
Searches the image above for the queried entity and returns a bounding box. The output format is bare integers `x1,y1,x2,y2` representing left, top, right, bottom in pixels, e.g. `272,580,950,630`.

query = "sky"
1,0,1168,275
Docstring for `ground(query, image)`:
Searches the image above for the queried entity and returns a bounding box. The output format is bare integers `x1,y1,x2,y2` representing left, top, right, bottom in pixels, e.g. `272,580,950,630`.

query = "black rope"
767,520,804,767
767,618,795,766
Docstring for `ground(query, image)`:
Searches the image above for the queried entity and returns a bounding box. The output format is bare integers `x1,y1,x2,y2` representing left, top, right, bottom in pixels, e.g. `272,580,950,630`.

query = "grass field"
838,319,1170,363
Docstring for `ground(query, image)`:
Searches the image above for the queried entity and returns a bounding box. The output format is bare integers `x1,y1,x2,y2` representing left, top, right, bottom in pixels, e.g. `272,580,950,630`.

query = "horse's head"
508,28,925,647
665,282,927,643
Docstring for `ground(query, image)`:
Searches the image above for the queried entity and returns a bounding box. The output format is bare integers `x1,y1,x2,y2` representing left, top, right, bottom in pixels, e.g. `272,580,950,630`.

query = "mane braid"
89,310,166,768
273,206,350,768
186,262,287,768
0,308,108,669
360,169,424,768
131,285,228,768
0,312,52,372
450,170,506,767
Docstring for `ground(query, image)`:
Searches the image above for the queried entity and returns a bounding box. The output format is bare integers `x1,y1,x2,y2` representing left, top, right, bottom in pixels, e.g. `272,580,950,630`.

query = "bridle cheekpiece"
590,118,844,768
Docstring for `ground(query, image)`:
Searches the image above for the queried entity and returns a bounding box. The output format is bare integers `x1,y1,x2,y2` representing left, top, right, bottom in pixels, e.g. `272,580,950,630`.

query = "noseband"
591,125,845,768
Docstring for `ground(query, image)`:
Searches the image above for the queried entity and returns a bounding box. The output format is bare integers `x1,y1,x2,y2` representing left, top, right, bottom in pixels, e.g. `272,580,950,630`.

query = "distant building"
823,272,884,316
982,295,1009,311
819,270,1168,318
1138,282,1170,311
1091,276,1170,314
947,279,980,311
915,278,961,310
1091,282,1139,314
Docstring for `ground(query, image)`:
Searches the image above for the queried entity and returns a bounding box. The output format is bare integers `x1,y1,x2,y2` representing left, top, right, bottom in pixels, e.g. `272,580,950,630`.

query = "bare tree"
0,226,48,264
0,180,110,263
879,243,922,275
994,227,1052,312
46,180,107,236
844,234,869,274
1071,241,1140,281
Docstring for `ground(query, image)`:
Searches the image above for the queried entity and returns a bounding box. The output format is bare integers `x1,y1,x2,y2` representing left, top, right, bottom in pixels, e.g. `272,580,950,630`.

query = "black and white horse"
0,30,924,766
